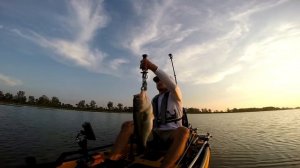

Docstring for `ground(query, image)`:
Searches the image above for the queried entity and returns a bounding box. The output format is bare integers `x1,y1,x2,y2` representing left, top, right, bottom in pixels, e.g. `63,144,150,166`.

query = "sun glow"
235,25,300,108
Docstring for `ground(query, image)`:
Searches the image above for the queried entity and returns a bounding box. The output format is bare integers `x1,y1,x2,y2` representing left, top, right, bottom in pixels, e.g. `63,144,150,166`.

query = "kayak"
21,56,211,168
25,125,211,168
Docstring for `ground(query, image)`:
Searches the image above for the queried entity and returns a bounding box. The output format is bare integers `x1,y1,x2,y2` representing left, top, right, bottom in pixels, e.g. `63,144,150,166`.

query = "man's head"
153,76,168,93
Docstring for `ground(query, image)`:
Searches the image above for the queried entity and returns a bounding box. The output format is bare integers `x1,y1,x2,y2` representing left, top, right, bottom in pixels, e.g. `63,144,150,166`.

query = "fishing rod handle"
142,54,148,59
141,54,148,91
140,54,148,70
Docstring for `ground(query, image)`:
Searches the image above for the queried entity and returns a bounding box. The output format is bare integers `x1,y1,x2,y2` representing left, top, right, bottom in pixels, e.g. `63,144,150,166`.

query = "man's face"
156,80,167,93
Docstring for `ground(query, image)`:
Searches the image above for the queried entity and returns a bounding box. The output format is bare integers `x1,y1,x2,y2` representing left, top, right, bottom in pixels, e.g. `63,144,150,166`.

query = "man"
110,58,190,168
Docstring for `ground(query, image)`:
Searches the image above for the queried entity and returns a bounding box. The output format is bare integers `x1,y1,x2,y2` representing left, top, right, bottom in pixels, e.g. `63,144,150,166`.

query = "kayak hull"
55,133,211,168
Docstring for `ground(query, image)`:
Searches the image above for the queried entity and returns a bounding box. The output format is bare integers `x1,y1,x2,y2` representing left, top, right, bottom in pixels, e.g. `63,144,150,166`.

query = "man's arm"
154,68,182,101
141,58,182,101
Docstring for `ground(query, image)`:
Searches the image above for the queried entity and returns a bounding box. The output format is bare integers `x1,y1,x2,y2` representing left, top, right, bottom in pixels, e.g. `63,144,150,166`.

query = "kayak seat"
146,131,172,151
141,150,166,161
95,159,128,168
128,163,157,168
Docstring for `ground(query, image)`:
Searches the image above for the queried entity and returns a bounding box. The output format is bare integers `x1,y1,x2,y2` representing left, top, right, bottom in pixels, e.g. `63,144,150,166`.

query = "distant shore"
0,102,125,113
1,101,299,114
2,90,300,114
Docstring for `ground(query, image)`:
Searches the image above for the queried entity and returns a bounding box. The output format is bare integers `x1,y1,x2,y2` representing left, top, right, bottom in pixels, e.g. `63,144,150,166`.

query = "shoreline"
1,102,298,114
0,102,130,114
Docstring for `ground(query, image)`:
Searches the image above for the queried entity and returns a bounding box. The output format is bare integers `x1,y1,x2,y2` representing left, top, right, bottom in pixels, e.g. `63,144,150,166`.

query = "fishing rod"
132,54,149,156
168,53,177,84
141,54,148,90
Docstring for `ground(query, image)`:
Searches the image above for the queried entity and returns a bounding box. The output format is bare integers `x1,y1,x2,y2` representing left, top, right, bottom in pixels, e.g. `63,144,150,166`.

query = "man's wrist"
150,63,158,72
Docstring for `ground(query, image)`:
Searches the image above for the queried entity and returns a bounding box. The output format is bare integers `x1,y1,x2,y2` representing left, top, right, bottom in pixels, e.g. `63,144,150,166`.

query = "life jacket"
152,92,189,128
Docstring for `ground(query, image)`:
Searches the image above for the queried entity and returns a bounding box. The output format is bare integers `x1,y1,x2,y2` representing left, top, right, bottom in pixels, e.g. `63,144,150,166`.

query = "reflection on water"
0,105,300,167
0,105,131,167
189,110,300,168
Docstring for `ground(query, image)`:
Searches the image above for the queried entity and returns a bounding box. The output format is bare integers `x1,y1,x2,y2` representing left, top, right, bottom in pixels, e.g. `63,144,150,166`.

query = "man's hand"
140,58,158,72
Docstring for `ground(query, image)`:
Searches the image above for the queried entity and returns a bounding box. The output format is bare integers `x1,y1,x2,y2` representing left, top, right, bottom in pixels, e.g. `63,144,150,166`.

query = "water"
0,105,300,167
0,105,131,167
189,111,300,168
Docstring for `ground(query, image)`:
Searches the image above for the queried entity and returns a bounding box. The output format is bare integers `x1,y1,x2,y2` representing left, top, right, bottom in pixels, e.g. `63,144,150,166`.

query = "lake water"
0,105,300,168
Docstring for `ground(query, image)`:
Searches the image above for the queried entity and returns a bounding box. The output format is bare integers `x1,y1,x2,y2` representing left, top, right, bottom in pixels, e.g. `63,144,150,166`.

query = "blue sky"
0,0,299,110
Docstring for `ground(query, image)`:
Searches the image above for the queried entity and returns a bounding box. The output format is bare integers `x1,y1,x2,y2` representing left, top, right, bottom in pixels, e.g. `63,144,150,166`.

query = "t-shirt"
153,68,183,130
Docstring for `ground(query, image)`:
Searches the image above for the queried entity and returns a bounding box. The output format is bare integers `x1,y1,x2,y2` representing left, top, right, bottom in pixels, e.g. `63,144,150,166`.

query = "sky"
0,0,300,111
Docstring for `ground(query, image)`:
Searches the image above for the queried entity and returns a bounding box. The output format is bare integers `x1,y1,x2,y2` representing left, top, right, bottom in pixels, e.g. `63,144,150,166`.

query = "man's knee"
121,121,133,129
176,127,190,138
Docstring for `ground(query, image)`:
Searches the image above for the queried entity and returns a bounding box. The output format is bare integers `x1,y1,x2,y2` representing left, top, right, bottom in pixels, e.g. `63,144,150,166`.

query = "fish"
133,90,154,151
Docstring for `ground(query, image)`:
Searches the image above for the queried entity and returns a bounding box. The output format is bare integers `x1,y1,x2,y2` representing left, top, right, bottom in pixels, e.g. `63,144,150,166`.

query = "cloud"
67,0,108,44
9,0,294,82
122,0,292,84
240,22,300,64
0,73,22,86
11,0,128,76
230,0,289,21
224,21,300,98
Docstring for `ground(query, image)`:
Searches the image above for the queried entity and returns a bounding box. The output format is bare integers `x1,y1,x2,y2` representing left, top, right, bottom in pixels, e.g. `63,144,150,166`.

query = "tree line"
0,90,215,113
0,90,132,112
185,106,299,113
0,90,298,113
0,90,219,113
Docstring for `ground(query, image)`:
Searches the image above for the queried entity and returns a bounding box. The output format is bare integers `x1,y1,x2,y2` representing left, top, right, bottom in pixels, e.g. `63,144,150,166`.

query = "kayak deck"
56,135,210,168
20,122,211,168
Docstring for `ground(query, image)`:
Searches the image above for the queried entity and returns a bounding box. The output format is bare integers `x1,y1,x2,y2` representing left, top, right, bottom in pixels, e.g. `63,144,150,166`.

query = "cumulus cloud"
0,73,22,86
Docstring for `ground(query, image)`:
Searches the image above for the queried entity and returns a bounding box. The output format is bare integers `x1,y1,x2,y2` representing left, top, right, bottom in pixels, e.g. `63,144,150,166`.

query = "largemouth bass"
133,90,154,151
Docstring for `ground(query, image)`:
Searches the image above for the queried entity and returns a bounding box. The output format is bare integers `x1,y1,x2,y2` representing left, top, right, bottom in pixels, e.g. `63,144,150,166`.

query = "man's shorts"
147,129,176,150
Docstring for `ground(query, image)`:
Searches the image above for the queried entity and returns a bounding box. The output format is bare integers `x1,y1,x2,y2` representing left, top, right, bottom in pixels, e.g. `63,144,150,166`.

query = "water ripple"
1,105,300,168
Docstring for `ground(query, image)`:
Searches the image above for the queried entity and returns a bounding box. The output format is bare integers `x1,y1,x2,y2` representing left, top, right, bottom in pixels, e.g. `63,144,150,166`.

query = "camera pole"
168,53,177,84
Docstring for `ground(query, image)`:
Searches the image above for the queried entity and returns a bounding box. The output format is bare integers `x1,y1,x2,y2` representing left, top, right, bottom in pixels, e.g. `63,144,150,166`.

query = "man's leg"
160,127,190,168
110,121,134,160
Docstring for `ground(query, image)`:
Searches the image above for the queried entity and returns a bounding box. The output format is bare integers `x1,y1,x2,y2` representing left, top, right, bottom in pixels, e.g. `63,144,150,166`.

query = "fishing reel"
76,122,96,154
140,54,148,91
75,122,97,167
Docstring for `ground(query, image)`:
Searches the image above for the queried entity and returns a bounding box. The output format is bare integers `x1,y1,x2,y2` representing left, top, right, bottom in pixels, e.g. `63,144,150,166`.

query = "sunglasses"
153,76,160,83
